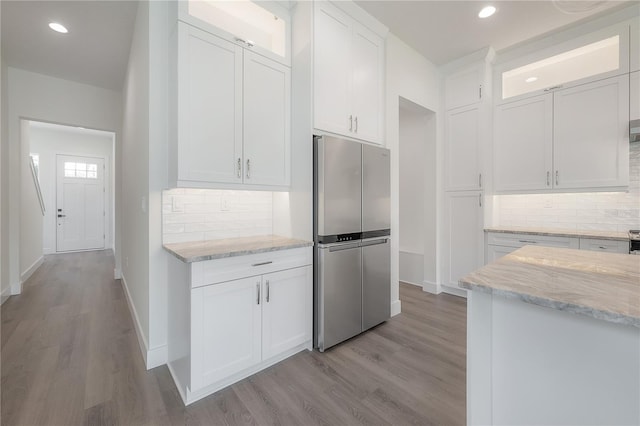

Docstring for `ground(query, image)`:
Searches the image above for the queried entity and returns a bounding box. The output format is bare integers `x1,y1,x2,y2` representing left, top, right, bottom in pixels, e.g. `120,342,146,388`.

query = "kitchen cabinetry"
313,1,385,144
494,75,629,192
170,22,291,189
485,231,628,263
631,71,639,122
444,191,484,290
445,64,483,110
445,104,483,190
167,247,312,405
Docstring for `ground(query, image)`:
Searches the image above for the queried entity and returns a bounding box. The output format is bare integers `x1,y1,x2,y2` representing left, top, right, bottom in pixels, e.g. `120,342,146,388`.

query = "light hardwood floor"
2,251,466,425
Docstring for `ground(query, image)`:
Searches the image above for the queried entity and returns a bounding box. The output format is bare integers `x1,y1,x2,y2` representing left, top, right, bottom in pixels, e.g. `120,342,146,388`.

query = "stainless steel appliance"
313,135,391,352
629,230,640,254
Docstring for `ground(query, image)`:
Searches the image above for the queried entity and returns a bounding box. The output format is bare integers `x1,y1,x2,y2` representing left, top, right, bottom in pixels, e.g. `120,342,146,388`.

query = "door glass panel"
63,161,98,179
502,35,619,100
188,0,286,58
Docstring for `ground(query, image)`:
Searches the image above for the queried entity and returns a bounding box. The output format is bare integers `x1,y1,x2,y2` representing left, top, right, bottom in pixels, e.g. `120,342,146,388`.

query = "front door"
56,154,105,252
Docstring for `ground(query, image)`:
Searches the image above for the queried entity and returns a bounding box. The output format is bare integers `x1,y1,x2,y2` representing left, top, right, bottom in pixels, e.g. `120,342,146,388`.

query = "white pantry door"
56,155,105,252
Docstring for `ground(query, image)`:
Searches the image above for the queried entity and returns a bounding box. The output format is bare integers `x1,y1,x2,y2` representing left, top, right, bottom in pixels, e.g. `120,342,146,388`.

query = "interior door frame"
55,152,110,253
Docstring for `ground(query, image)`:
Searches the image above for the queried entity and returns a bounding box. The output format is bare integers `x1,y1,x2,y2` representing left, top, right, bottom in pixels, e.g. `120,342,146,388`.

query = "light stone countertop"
163,235,313,263
485,226,630,241
459,245,640,328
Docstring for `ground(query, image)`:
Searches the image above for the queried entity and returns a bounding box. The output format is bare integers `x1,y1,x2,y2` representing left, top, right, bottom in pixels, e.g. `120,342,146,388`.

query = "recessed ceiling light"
478,5,497,18
48,22,68,34
525,77,538,83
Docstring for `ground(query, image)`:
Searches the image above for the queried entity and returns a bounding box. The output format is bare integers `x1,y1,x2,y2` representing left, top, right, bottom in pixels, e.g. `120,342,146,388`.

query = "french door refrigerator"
313,135,391,352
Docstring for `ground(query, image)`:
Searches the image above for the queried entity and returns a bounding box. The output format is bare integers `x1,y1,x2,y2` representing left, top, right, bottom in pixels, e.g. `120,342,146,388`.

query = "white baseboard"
1,285,12,305
120,274,167,370
114,268,122,279
422,280,442,295
391,299,402,317
10,282,22,295
20,255,44,284
441,285,468,298
400,280,422,287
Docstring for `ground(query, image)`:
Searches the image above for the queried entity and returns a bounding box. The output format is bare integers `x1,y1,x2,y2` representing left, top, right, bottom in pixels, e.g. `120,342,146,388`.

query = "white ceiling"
355,0,636,65
0,1,637,92
1,0,138,91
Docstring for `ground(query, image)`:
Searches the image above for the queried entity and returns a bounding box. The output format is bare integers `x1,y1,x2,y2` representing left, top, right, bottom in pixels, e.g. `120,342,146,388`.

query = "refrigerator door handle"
328,242,360,252
361,238,388,247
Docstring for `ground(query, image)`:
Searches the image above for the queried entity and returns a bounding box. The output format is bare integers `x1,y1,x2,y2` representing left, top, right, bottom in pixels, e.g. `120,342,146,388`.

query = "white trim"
20,255,44,284
442,285,468,298
120,274,168,369
1,286,12,305
391,299,402,317
167,362,188,405
114,268,122,280
422,280,442,295
11,282,22,295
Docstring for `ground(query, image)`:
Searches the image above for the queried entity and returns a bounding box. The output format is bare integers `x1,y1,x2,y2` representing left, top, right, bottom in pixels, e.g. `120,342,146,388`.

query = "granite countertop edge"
459,279,640,329
485,227,629,241
163,237,313,263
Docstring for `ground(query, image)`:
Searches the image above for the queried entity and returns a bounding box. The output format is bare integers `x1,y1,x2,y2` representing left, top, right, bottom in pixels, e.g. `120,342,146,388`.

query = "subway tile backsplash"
495,143,640,232
162,189,273,244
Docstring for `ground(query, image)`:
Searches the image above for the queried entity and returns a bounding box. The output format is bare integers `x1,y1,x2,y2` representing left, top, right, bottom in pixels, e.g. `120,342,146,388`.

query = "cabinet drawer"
579,238,628,254
190,247,312,288
487,232,579,249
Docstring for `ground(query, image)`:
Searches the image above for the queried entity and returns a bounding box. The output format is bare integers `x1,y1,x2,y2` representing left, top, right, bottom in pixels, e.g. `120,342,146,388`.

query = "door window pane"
64,161,98,179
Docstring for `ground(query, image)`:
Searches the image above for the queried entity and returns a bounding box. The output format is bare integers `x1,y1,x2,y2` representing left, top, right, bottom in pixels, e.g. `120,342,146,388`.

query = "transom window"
64,162,98,179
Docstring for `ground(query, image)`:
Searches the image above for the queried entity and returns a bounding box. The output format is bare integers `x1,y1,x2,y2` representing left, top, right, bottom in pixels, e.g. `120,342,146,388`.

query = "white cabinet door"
178,24,243,184
191,276,261,391
554,75,629,189
262,266,312,360
351,22,384,144
631,71,639,121
494,94,553,192
446,65,483,110
313,2,352,137
445,192,484,288
445,105,482,191
243,51,291,186
486,245,518,264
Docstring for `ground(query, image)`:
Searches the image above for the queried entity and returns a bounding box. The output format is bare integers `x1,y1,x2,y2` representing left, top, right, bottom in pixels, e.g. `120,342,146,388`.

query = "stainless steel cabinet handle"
599,246,607,250
251,261,273,267
518,240,538,244
349,115,353,131
544,85,563,92
479,194,482,207
479,173,482,188
354,116,358,133
246,159,251,179
555,170,559,186
256,283,260,305
546,171,550,186
235,37,254,47
57,214,66,218
237,158,241,178
266,280,270,302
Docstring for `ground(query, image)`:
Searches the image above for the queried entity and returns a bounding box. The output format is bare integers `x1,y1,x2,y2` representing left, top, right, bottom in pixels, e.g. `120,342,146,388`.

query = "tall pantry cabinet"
442,59,491,293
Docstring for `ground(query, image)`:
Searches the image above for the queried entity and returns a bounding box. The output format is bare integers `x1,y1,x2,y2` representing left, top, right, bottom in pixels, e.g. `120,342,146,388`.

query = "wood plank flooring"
2,251,467,425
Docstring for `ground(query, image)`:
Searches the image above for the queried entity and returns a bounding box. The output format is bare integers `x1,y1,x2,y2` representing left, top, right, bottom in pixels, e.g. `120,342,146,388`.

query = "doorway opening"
20,120,115,282
398,98,437,292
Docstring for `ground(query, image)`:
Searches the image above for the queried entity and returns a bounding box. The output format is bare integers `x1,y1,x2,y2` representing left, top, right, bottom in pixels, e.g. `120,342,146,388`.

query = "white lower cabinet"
167,247,312,405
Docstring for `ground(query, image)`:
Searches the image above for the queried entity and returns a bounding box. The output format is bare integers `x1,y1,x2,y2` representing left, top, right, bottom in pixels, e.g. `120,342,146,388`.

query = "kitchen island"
460,245,640,425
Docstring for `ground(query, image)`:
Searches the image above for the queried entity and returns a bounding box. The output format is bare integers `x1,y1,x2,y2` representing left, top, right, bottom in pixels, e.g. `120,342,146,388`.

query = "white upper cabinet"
445,104,482,191
553,75,629,189
170,22,291,189
177,0,291,66
446,65,484,110
630,18,639,73
176,24,243,185
313,1,385,144
494,75,629,192
494,94,553,191
498,23,629,103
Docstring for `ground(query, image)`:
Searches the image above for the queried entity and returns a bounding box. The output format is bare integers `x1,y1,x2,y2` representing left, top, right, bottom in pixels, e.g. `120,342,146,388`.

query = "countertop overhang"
485,226,629,241
163,235,313,263
460,245,640,327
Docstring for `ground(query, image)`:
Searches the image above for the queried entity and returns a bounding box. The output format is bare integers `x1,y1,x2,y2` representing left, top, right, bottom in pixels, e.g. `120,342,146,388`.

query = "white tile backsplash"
162,189,273,244
494,143,640,232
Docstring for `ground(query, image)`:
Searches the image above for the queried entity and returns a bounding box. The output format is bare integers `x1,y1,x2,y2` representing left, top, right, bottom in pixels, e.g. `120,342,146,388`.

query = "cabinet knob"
266,280,270,302
256,283,260,305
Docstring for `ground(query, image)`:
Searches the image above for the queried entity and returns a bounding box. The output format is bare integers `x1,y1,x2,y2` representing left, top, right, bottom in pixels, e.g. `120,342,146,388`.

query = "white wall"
3,67,122,295
386,34,441,313
29,123,114,254
1,34,7,303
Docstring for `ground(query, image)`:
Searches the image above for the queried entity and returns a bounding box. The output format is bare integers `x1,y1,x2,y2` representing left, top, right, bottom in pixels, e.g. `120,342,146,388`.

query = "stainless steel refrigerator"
313,135,391,352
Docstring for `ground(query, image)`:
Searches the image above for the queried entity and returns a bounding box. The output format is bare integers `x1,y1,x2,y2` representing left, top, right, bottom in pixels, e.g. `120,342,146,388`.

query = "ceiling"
1,0,138,91
355,0,636,65
1,1,637,92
